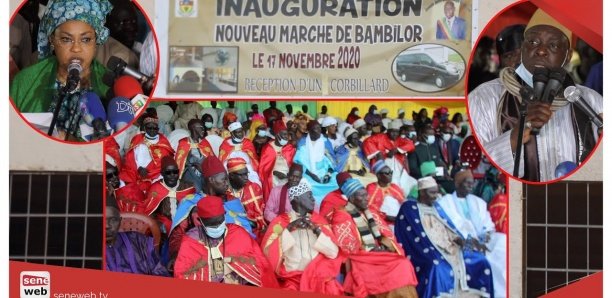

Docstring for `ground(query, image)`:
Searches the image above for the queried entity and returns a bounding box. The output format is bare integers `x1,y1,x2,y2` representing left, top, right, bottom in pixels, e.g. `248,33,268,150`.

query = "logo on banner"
21,271,50,298
176,0,197,18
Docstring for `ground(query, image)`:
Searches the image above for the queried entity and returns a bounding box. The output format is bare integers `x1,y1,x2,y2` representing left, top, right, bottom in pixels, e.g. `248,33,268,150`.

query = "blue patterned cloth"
171,193,255,238
38,0,113,58
395,200,494,297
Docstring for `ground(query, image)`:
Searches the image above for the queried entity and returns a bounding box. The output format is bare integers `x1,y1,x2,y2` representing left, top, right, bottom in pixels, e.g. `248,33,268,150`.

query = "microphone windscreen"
80,92,106,125
107,96,135,130
107,56,125,72
113,75,144,98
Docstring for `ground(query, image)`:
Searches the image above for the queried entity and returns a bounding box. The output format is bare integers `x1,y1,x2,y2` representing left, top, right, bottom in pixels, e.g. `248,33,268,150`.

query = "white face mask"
442,133,452,142
408,131,417,138
278,138,288,146
354,110,360,116
426,135,436,144
205,221,227,238
372,109,379,115
232,135,244,143
204,122,214,129
258,130,267,137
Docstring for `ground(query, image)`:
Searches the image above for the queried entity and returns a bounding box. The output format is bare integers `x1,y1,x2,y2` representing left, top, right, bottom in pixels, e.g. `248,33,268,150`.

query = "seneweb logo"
21,271,50,298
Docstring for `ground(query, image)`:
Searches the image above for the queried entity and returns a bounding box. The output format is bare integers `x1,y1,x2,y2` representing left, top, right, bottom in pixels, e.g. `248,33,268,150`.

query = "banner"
164,0,474,98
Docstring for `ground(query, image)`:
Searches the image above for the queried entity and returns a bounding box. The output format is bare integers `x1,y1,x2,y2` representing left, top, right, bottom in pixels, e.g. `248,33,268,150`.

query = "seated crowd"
104,101,508,297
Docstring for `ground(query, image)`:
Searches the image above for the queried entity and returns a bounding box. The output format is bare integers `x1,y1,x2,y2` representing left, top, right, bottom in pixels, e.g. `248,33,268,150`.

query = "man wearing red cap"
175,119,215,193
167,156,255,270
367,161,406,228
144,156,196,235
261,181,343,294
363,118,416,196
107,161,147,214
319,171,352,221
218,120,261,186
174,196,278,287
227,157,267,240
120,113,175,191
263,163,303,223
258,119,296,200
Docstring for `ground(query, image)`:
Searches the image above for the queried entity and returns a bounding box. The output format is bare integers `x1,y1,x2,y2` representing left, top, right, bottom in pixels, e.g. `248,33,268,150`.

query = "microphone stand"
513,87,533,177
47,84,73,136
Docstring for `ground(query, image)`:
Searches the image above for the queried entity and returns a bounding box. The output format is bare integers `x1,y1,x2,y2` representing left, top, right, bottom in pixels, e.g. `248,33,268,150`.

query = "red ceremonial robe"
104,137,123,170
330,207,418,297
228,182,267,240
114,183,147,214
362,133,415,170
319,189,347,222
218,137,260,170
120,133,175,192
260,213,343,295
144,181,196,233
366,182,405,221
174,224,279,288
488,193,508,234
175,137,215,179
258,141,296,202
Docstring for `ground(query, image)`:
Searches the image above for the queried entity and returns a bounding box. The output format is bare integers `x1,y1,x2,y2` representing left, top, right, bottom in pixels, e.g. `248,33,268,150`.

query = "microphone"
112,75,149,114
107,56,153,94
66,62,82,92
564,86,603,128
541,67,566,104
79,92,107,126
532,67,549,101
107,96,136,131
113,75,144,98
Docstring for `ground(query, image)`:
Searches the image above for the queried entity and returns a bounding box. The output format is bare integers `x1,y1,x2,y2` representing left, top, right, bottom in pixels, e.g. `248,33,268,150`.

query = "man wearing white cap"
352,118,368,141
395,176,495,297
363,119,416,196
218,121,262,186
380,108,392,129
468,8,602,182
261,180,343,294
321,116,344,150
336,127,378,186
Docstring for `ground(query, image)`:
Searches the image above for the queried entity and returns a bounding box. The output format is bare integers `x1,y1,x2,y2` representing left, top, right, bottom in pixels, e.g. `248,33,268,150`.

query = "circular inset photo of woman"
392,44,466,92
466,1,603,183
9,0,157,143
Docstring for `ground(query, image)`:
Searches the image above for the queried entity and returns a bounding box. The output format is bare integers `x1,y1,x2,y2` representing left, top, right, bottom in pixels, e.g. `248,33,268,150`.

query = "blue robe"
293,136,338,209
171,193,255,238
395,200,493,297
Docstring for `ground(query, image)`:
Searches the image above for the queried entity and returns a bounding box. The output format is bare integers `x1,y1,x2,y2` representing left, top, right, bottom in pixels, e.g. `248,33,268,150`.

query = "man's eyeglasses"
106,216,121,225
106,171,118,179
164,169,180,175
379,170,393,176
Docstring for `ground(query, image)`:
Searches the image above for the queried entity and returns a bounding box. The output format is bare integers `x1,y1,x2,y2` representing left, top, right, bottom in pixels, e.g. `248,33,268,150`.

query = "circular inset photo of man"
392,44,465,92
466,1,603,183
9,0,157,143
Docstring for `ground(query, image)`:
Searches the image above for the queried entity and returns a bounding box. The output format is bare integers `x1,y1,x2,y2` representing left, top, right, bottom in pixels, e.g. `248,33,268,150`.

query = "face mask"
354,110,360,116
258,130,268,137
204,122,214,129
278,138,288,146
366,130,373,136
145,133,159,140
232,136,244,143
426,135,436,144
401,135,407,139
205,221,227,238
372,109,379,115
408,131,417,138
442,133,452,142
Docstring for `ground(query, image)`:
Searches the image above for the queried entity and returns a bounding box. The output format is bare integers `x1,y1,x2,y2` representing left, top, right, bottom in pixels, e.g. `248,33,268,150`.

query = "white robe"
438,192,506,298
468,76,602,181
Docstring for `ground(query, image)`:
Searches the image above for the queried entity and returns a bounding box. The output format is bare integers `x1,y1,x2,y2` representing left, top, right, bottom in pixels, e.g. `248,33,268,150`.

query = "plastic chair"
119,212,161,253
